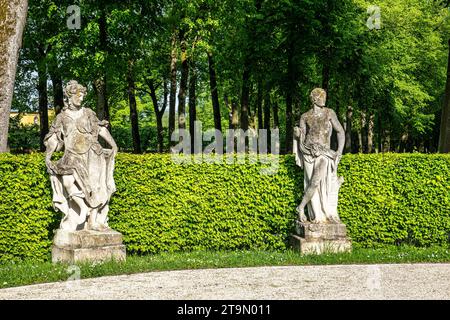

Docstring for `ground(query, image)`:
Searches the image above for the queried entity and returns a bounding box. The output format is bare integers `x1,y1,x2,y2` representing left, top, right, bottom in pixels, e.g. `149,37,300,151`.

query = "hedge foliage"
338,154,450,247
0,153,449,262
0,154,58,262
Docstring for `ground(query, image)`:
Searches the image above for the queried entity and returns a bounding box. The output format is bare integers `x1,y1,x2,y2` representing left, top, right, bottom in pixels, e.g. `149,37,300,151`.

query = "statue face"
70,89,85,109
312,90,326,107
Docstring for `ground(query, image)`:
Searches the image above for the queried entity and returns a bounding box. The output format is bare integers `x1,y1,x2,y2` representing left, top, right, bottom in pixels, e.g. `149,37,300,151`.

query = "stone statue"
44,80,118,232
293,88,345,224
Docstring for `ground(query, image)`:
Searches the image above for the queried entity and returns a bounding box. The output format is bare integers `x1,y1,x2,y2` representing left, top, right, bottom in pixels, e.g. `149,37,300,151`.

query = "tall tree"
439,39,450,153
168,31,177,147
178,29,188,140
0,0,28,152
127,60,141,154
344,106,353,153
285,42,295,154
37,46,48,151
146,77,167,153
49,69,63,114
208,52,222,133
256,79,263,130
273,102,279,129
94,7,110,122
189,60,197,153
263,86,271,149
240,60,251,132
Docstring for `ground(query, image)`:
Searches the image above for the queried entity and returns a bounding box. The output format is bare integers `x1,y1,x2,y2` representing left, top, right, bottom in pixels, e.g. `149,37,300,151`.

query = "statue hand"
334,153,342,167
294,126,301,138
99,120,110,128
46,160,56,174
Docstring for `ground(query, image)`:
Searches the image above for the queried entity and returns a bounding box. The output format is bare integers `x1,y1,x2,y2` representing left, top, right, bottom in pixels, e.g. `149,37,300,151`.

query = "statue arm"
44,134,58,173
330,109,345,155
44,116,64,173
297,115,310,155
299,115,306,144
98,125,118,154
91,111,117,153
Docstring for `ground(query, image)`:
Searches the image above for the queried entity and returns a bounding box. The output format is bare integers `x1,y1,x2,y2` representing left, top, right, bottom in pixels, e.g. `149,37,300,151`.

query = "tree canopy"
5,0,450,154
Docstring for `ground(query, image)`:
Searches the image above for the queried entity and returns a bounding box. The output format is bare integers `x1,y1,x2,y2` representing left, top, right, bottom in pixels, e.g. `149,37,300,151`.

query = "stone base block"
294,220,348,240
292,220,352,255
52,229,126,264
291,235,352,255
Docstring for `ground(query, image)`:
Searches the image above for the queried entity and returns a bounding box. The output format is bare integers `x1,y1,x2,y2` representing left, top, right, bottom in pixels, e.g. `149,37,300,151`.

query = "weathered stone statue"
45,80,125,263
293,88,344,223
292,88,351,254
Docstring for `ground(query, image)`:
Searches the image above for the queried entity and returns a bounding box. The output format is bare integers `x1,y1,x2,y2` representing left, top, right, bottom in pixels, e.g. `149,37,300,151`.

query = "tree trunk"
156,104,164,153
360,111,368,153
384,129,391,153
240,62,250,132
208,52,221,133
357,130,362,153
321,1,332,95
285,46,295,154
94,77,109,121
147,78,167,153
224,93,232,129
438,39,450,153
330,87,339,151
162,80,168,152
256,79,263,130
263,89,271,130
399,132,408,153
0,0,28,152
127,60,141,154
263,88,271,151
178,30,188,142
344,106,352,154
322,57,330,94
50,71,64,115
273,101,279,129
377,110,382,153
189,61,197,154
37,58,48,152
168,31,177,148
94,8,109,122
367,113,374,153
231,98,238,130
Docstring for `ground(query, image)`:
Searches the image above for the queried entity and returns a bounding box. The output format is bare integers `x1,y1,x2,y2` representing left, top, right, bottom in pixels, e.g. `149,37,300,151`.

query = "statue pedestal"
52,229,126,264
291,221,352,255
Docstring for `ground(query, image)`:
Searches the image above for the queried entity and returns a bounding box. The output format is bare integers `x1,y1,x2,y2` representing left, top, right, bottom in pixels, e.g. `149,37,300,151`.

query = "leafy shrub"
8,115,40,153
338,153,450,248
110,154,301,255
0,153,448,262
0,153,58,262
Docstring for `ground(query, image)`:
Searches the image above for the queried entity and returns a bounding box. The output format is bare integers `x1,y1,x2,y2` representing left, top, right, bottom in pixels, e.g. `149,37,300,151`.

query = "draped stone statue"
44,80,118,232
293,88,345,223
292,88,351,254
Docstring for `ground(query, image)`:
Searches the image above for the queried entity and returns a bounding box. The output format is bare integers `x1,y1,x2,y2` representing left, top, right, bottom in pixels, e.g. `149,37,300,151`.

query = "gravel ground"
0,263,449,300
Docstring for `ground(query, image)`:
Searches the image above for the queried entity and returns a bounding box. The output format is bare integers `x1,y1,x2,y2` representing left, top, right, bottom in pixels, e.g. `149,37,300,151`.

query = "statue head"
310,88,326,108
64,80,87,110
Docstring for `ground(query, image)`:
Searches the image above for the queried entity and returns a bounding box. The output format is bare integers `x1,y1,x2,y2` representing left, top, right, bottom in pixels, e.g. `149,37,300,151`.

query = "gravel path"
1,263,449,300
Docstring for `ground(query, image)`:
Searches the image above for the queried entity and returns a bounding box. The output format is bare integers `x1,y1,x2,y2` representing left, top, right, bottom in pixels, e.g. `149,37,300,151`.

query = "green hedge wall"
0,153,449,262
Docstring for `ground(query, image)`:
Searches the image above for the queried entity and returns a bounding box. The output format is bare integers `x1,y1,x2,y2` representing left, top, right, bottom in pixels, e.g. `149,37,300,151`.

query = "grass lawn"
1,245,450,289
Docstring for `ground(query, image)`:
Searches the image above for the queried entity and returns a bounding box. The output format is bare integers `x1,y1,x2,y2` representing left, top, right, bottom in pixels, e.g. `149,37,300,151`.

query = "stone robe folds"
293,138,343,222
45,108,116,226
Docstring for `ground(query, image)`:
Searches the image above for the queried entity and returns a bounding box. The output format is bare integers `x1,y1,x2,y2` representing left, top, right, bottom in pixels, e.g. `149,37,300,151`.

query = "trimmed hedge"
0,154,59,262
339,154,450,247
0,153,449,262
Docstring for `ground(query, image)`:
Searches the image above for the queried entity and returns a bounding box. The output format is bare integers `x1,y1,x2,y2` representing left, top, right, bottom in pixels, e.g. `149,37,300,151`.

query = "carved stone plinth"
291,220,352,255
52,229,126,264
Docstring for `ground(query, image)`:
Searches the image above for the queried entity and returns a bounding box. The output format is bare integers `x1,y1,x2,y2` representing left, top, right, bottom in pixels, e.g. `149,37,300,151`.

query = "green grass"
1,245,450,289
